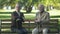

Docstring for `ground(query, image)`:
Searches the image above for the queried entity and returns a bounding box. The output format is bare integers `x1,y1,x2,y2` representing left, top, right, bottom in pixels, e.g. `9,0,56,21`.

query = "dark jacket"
11,11,24,29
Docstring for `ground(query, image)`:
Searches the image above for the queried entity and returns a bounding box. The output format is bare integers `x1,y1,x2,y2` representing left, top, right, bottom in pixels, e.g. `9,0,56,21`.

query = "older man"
32,4,50,34
11,3,27,34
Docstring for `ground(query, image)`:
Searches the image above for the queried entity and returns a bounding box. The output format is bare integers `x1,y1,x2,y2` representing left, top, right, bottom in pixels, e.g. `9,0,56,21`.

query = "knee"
24,30,28,33
32,29,36,33
22,29,28,34
32,28,38,33
43,28,48,33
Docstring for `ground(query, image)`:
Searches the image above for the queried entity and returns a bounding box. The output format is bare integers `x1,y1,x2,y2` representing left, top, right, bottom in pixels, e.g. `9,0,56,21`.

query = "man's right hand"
16,19,21,22
35,19,40,23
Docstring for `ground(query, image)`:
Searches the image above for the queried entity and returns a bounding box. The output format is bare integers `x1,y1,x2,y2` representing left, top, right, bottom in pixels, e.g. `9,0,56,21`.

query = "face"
15,4,21,12
38,4,44,13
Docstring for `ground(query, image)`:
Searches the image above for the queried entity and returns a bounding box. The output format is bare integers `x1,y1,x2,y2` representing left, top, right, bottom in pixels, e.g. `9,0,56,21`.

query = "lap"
32,28,38,32
32,28,48,32
11,28,27,33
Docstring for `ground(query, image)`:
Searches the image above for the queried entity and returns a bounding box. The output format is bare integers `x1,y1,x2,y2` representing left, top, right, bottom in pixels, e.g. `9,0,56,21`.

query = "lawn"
0,9,60,21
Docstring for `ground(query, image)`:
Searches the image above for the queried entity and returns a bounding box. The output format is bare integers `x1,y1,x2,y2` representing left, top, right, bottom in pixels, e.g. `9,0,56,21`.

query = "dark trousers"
11,28,28,34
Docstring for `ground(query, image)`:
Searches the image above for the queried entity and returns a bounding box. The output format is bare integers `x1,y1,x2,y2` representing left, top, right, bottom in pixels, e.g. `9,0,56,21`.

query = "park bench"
1,19,59,34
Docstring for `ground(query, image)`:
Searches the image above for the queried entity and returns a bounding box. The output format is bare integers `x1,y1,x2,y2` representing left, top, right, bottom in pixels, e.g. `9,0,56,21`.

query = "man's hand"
35,19,40,23
16,19,21,22
35,19,43,24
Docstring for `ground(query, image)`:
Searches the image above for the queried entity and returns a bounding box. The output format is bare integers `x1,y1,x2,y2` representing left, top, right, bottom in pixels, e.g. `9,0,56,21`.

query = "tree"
19,0,41,13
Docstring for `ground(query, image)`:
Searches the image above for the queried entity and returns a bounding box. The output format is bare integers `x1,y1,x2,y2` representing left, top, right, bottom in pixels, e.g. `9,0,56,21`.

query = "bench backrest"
1,19,59,33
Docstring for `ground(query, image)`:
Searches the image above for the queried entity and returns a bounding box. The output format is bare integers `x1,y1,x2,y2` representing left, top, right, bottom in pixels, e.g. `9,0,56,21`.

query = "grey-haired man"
32,4,50,34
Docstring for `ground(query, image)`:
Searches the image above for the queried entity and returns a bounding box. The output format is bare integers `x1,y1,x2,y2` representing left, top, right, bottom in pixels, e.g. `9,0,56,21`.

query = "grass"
0,12,36,14
0,9,60,22
0,9,60,15
0,15,60,21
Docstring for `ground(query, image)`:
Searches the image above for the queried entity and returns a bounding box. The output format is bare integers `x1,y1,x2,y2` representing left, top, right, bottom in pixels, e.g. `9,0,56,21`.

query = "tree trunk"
25,6,32,13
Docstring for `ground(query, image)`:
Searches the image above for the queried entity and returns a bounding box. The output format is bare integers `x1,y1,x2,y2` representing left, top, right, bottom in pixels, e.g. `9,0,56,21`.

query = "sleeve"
22,13,25,22
11,12,16,26
11,12,16,21
34,12,39,23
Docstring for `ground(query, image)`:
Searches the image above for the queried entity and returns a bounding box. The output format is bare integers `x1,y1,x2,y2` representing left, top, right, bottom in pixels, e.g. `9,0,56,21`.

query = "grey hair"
38,4,45,8
15,2,22,9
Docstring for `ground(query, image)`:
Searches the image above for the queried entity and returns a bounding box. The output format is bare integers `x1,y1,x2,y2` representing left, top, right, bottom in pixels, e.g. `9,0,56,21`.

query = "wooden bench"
1,19,59,34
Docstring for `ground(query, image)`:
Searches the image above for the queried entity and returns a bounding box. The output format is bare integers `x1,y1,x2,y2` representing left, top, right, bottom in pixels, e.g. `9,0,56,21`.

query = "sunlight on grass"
48,9,60,16
1,29,11,31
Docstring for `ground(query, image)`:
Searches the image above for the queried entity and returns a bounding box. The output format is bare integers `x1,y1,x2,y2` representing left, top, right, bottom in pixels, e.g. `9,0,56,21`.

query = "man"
32,4,50,34
11,3,27,34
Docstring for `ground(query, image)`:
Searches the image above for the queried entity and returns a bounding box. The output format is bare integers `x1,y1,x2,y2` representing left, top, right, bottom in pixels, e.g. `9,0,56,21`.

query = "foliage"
0,0,60,9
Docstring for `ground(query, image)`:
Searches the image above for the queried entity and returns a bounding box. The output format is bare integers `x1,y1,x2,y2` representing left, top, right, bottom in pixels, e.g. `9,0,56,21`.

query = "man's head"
15,3,21,12
38,4,45,13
